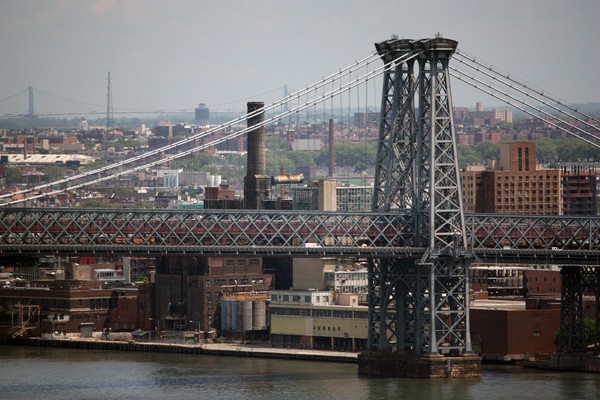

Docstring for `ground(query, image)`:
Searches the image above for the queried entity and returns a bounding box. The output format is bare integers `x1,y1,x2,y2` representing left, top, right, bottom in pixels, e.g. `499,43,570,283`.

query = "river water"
1,345,599,400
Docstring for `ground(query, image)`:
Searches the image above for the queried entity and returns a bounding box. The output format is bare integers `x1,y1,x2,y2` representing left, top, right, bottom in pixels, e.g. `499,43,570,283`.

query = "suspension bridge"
1,35,600,377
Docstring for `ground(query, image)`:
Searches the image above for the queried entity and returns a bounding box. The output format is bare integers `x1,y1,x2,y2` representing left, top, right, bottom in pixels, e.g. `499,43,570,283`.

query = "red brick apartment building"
461,142,562,215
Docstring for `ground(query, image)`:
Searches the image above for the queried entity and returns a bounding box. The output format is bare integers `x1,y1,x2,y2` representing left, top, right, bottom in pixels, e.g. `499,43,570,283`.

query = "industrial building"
0,280,147,337
153,255,272,334
269,290,368,351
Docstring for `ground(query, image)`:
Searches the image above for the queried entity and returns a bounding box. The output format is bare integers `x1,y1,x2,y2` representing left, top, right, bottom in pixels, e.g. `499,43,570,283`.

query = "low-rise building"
269,290,368,351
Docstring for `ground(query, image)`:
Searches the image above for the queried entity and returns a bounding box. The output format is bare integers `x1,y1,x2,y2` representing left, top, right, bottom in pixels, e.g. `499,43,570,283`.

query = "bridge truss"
1,209,599,257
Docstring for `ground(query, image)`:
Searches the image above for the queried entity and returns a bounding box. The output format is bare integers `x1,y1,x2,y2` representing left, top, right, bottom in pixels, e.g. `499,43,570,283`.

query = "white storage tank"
252,300,267,330
242,300,253,331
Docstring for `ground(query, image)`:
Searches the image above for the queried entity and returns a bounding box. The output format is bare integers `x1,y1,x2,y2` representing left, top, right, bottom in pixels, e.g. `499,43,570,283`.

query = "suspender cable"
0,52,381,202
450,66,600,151
2,51,423,206
455,49,600,131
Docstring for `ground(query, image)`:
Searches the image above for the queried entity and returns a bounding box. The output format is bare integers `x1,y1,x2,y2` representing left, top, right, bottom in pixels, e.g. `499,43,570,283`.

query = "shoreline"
5,337,599,373
3,337,358,363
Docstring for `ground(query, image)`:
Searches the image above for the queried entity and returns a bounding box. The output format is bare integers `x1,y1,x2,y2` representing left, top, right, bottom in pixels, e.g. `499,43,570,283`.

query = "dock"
4,337,358,363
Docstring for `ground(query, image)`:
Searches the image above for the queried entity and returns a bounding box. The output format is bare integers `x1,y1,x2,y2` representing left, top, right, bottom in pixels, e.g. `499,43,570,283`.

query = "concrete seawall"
5,337,358,364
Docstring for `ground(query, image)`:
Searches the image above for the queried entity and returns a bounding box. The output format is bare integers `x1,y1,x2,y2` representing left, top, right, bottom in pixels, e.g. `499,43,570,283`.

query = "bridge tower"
359,36,481,377
28,86,35,119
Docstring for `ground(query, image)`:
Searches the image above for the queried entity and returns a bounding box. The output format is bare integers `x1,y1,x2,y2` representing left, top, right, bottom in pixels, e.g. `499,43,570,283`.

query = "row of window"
271,294,330,303
496,175,557,182
270,307,368,319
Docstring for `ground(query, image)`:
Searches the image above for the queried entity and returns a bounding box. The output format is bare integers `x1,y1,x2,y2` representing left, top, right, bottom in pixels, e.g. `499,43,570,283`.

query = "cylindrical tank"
242,300,253,331
220,300,238,331
252,300,267,330
270,173,304,185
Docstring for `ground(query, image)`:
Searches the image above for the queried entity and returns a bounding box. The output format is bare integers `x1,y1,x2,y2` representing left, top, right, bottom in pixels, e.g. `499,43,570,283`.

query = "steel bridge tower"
360,36,480,377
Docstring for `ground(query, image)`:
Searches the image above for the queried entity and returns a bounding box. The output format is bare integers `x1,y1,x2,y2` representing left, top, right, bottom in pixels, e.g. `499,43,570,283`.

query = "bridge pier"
358,350,481,378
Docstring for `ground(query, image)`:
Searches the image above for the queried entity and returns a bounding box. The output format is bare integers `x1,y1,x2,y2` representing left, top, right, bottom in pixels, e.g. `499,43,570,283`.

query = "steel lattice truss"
368,37,472,356
0,209,599,258
467,214,600,262
0,208,419,256
557,266,599,354
372,40,417,213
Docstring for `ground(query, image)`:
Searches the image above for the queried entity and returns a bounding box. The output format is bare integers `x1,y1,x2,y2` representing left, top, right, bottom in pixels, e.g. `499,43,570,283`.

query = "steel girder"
416,39,466,253
373,39,417,214
596,268,600,356
466,214,600,252
558,266,598,355
0,208,417,256
370,37,472,356
0,208,600,259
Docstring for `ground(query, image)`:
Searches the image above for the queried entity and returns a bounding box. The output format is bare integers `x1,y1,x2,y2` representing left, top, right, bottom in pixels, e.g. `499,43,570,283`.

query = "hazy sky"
1,0,599,116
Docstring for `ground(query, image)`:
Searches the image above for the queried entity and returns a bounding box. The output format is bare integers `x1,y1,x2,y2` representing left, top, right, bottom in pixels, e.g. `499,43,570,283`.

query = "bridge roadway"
0,208,599,263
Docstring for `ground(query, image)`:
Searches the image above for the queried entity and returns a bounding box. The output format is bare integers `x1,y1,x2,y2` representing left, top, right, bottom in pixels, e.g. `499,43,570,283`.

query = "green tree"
83,141,97,151
45,165,66,181
79,199,110,208
354,161,369,174
474,141,500,162
316,142,377,169
4,167,22,184
553,318,596,348
457,145,483,168
266,136,288,151
83,160,108,171
266,151,295,176
534,138,557,163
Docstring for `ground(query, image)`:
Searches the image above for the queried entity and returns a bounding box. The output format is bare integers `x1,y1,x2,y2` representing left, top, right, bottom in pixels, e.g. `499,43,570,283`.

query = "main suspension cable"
449,66,600,151
0,52,382,202
455,49,600,130
2,51,423,206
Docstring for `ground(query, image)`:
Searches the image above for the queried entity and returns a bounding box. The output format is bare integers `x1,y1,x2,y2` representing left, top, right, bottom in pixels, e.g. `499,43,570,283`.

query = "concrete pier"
5,337,357,363
358,351,482,378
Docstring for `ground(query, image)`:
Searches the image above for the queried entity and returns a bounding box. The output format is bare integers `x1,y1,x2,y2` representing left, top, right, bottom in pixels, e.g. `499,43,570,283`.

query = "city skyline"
1,0,599,116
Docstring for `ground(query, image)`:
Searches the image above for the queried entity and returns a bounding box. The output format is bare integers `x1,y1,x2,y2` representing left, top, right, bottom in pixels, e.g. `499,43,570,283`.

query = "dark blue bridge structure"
0,208,599,260
1,36,599,376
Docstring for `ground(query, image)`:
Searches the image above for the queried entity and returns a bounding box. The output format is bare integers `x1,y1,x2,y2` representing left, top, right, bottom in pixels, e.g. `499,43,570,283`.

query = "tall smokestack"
328,119,335,177
246,102,266,176
244,102,270,209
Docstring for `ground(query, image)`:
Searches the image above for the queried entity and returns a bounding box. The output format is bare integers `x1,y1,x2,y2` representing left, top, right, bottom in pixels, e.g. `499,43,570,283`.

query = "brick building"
561,166,597,215
3,280,151,337
461,142,561,215
154,255,273,333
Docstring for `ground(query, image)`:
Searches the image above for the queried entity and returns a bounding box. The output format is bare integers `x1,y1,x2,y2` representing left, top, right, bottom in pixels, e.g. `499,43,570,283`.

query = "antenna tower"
106,72,114,131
